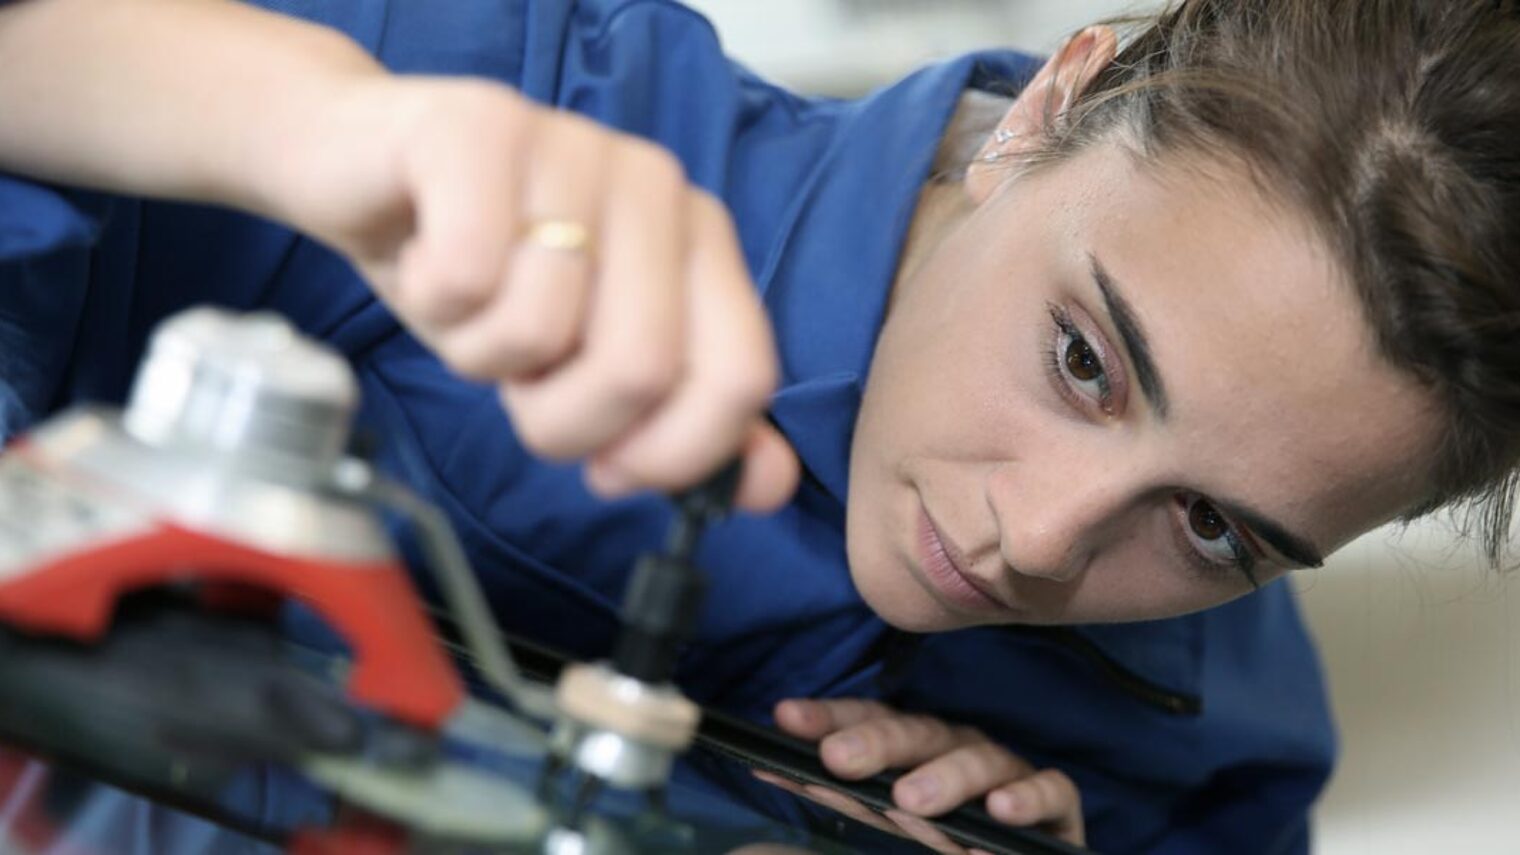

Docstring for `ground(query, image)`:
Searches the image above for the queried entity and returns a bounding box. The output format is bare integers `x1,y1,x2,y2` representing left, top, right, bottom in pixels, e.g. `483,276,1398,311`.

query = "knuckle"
721,354,779,411
620,138,685,189
899,714,946,745
948,744,1000,783
435,339,491,380
600,353,680,409
405,79,527,150
545,112,614,168
688,186,729,222
455,79,531,128
871,717,912,752
1046,769,1081,805
499,397,575,460
825,699,868,729
1032,770,1076,813
410,258,497,321
498,318,575,370
849,722,892,762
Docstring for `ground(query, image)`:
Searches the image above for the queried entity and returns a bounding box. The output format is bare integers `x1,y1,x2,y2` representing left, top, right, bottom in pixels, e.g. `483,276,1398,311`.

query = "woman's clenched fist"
265,75,798,509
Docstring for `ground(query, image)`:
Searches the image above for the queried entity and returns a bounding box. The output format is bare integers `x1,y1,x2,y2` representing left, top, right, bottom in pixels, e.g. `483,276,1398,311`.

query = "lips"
915,506,1007,614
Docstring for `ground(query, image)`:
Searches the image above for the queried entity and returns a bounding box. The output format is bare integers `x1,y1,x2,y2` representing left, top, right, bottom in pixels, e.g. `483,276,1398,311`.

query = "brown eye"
1188,499,1229,541
1064,337,1102,382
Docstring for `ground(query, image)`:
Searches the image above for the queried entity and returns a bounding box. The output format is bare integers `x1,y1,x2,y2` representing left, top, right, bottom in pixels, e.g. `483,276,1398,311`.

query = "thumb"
734,422,800,513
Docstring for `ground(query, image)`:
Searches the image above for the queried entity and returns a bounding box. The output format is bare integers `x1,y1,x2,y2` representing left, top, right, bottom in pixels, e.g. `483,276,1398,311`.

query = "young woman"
0,0,1516,852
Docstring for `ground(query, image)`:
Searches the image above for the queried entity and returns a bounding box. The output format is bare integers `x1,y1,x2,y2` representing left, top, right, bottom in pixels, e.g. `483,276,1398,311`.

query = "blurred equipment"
542,462,740,848
0,307,556,849
0,307,1088,855
0,308,462,728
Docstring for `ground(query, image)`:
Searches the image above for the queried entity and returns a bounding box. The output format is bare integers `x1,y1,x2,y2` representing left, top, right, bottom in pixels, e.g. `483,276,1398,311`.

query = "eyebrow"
1084,255,1325,571
1215,500,1326,569
1088,255,1170,420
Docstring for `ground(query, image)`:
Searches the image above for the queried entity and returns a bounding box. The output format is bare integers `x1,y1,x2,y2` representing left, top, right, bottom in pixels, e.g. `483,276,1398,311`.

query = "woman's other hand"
761,698,1085,853
268,76,797,511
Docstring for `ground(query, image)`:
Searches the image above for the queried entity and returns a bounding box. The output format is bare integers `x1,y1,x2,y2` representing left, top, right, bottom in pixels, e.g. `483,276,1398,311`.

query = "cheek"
867,283,1052,458
1062,532,1253,622
1004,507,1258,624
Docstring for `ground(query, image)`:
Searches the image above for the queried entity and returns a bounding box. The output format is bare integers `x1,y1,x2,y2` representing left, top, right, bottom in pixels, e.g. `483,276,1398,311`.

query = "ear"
965,25,1119,204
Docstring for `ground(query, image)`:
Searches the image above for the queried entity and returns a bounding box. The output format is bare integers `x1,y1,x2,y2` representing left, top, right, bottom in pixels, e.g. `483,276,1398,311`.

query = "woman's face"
847,141,1440,631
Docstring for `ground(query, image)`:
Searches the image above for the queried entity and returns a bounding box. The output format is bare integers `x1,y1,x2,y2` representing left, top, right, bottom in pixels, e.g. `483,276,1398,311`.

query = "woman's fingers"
499,135,686,461
773,697,897,740
987,768,1085,846
819,712,982,781
776,697,984,781
390,82,528,333
728,422,800,513
893,742,1033,816
772,698,1085,845
441,110,605,378
582,190,782,502
346,78,790,505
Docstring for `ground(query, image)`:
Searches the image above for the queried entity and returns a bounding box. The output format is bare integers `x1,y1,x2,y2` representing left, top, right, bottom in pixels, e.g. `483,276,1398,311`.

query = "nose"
983,458,1138,583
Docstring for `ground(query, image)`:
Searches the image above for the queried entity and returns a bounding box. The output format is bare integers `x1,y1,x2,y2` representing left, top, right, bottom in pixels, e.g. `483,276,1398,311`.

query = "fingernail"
831,734,864,765
900,775,941,811
990,790,1021,820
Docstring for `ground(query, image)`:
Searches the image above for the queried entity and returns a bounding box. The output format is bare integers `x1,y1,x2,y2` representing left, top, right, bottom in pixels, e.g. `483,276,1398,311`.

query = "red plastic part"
0,523,463,730
287,812,408,855
0,749,66,854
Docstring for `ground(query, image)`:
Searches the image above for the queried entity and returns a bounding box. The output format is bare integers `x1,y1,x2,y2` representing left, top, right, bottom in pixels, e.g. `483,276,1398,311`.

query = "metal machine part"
0,307,560,732
0,308,1088,853
541,819,629,855
300,754,550,845
0,307,569,845
0,309,462,728
553,664,699,789
123,307,356,485
544,463,741,842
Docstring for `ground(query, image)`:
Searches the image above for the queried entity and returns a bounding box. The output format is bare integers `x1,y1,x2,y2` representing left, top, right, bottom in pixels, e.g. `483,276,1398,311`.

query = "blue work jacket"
0,1,1334,852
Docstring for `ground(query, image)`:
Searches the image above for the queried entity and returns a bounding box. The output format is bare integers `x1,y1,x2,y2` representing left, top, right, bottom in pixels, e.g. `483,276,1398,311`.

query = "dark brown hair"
1029,0,1520,565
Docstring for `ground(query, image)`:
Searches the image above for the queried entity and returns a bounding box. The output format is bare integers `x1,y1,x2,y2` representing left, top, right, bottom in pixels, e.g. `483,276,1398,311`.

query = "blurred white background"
682,1,1520,853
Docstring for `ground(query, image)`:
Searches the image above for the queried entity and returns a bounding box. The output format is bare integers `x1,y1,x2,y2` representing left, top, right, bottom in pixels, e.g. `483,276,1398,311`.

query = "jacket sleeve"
882,587,1335,854
1146,758,1320,854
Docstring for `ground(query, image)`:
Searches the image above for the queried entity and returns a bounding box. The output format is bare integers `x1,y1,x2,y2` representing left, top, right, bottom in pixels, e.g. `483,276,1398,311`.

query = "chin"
847,559,978,633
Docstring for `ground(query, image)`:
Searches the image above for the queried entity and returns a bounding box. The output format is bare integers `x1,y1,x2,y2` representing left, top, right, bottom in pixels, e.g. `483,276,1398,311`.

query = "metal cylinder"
122,307,357,479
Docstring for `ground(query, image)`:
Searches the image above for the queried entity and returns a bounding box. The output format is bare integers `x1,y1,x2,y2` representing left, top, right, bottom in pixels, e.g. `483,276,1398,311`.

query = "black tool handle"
613,460,743,682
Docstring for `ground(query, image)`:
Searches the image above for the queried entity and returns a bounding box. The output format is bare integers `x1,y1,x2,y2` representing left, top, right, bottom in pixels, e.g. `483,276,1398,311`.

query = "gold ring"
521,218,593,254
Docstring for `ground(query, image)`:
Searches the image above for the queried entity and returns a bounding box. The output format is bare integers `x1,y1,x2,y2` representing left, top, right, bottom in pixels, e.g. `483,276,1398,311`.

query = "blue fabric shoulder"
0,178,109,438
0,175,98,262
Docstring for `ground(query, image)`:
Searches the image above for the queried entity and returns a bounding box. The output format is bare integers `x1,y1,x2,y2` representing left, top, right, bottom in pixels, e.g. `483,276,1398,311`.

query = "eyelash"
1042,304,1260,589
1172,494,1261,589
1043,304,1114,414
